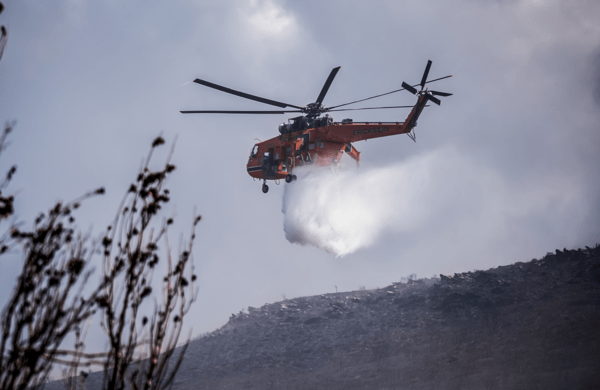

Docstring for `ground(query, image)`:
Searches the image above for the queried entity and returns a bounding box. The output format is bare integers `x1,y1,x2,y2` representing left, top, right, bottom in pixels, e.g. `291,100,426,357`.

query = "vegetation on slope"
172,244,599,390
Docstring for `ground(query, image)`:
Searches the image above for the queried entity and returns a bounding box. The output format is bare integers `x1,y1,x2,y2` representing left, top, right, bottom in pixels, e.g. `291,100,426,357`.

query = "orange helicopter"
182,60,452,193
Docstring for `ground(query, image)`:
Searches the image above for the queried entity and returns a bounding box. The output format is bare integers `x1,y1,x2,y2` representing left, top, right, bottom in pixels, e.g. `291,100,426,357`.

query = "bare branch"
1,133,199,390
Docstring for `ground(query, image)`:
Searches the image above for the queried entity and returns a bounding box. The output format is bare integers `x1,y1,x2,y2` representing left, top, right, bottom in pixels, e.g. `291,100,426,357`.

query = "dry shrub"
0,127,199,390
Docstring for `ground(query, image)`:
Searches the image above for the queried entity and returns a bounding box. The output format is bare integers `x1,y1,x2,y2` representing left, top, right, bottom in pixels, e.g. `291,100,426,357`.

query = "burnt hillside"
176,245,600,390
54,244,600,389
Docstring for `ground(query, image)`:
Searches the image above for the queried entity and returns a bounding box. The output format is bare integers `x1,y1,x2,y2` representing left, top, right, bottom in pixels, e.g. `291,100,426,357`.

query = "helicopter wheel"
262,183,269,193
292,175,297,181
285,174,293,183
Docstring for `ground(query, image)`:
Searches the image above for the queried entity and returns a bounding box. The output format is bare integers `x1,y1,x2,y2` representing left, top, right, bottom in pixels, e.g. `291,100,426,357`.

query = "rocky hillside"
54,244,600,389
168,244,599,389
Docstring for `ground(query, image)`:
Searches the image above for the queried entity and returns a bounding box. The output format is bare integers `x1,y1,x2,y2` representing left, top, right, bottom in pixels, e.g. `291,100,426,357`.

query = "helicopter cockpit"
248,144,258,165
250,144,258,159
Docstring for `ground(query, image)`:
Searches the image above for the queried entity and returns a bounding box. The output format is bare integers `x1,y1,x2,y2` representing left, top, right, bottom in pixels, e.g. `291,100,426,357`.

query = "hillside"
52,244,600,389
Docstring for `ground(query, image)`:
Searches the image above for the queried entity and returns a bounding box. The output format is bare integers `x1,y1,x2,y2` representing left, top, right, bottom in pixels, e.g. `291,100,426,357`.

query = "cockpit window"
250,145,258,158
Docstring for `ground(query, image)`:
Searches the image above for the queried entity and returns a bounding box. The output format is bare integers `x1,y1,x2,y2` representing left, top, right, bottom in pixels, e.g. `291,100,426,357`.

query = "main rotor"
181,61,452,122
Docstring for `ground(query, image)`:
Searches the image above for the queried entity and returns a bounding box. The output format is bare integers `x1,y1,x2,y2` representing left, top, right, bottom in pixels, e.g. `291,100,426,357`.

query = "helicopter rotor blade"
180,110,302,114
401,82,418,95
315,66,341,105
327,88,406,110
429,90,453,97
420,60,432,90
327,75,452,110
192,78,304,109
423,75,452,85
425,94,441,106
327,105,417,112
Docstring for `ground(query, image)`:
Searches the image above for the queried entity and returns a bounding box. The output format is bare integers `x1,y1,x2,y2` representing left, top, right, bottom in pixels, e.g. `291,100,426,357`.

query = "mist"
282,145,594,259
282,153,434,257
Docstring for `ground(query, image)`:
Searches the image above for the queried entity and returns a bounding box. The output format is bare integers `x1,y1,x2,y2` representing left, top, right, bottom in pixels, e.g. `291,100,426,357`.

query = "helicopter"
181,60,452,193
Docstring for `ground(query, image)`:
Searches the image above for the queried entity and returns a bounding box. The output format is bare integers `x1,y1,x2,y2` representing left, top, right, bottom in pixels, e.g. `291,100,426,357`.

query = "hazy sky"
1,0,599,349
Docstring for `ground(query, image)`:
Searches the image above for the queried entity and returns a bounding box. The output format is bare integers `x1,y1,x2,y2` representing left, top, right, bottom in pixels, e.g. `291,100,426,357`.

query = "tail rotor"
401,60,452,105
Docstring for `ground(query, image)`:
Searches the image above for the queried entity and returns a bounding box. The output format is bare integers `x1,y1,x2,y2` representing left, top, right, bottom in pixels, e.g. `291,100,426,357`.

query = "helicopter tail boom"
402,94,429,134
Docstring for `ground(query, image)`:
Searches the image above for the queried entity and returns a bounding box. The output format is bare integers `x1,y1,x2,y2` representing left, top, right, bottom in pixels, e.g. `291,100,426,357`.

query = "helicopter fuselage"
246,120,410,181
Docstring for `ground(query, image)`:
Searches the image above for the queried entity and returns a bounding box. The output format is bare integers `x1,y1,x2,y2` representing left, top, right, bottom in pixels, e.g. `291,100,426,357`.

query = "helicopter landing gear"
285,174,298,183
262,182,269,193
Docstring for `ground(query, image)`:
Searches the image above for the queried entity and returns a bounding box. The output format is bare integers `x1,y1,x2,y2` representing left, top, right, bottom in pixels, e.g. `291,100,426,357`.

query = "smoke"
282,146,593,258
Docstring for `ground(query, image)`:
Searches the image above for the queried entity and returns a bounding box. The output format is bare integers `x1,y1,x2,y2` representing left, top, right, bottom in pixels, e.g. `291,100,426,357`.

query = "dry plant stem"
0,122,16,228
1,131,198,390
97,137,198,390
134,217,198,390
0,189,107,390
0,12,198,390
0,2,7,62
61,320,91,390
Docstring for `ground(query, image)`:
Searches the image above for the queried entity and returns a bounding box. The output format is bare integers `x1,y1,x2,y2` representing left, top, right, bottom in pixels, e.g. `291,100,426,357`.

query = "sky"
0,0,599,354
